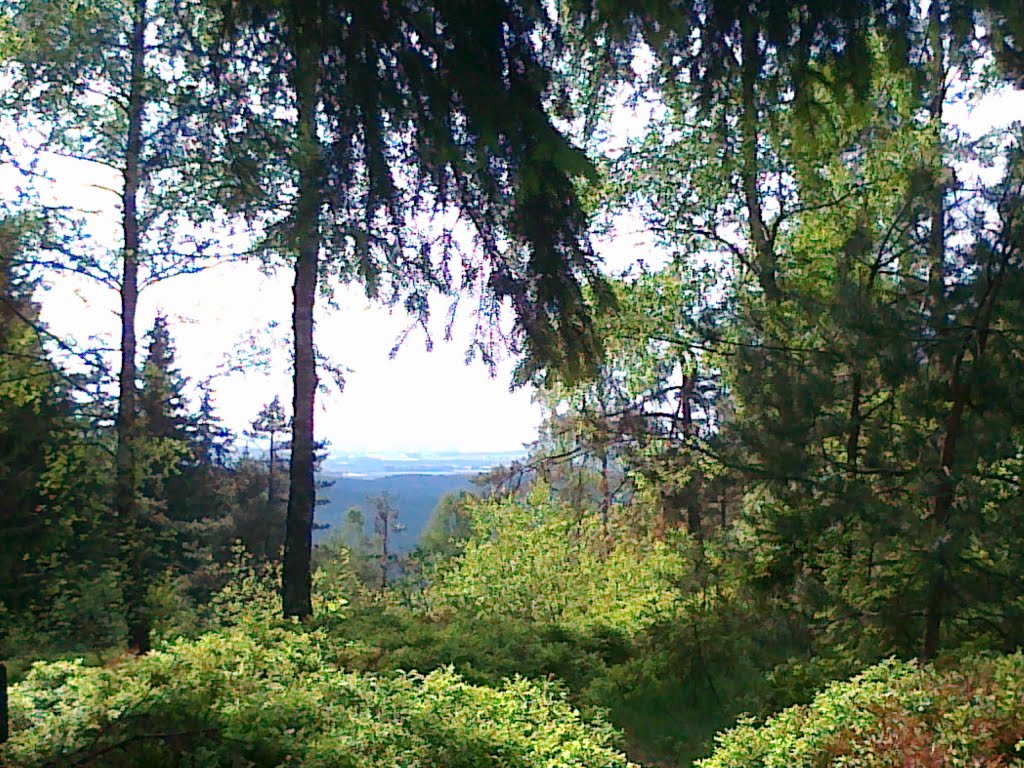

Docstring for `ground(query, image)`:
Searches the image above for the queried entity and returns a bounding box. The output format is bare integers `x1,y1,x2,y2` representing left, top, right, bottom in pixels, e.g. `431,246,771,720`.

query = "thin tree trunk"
380,514,389,590
922,388,964,659
686,498,703,543
739,15,779,301
921,0,950,661
846,372,862,474
599,449,610,523
282,49,322,620
117,0,148,653
1,662,8,744
268,432,276,506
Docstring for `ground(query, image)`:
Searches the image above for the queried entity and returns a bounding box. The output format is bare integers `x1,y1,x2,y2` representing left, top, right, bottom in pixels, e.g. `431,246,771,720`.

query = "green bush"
323,603,631,696
425,485,689,636
699,654,1024,768
2,624,637,768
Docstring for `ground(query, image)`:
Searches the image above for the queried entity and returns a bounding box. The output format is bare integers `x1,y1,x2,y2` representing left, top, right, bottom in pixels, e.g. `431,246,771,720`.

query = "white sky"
20,171,656,455
6,61,1021,455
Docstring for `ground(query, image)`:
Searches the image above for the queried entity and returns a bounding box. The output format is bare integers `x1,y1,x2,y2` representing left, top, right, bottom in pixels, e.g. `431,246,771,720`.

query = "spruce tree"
220,0,611,618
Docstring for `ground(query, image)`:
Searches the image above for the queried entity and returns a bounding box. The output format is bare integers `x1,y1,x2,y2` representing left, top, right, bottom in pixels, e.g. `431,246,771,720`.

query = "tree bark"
116,0,149,653
686,495,703,543
846,372,862,474
922,387,964,659
921,0,950,661
739,15,779,301
282,48,322,620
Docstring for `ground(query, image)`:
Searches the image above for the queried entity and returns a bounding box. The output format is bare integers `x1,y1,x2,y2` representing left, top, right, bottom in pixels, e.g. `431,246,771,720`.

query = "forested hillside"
2,0,1024,767
316,472,474,550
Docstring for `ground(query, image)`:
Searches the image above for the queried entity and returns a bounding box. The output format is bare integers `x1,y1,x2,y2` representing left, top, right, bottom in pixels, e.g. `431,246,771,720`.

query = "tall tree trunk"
1,662,8,744
686,494,703,543
922,386,964,659
116,0,148,653
380,514,389,590
921,0,950,661
739,15,779,301
282,50,322,619
598,449,610,526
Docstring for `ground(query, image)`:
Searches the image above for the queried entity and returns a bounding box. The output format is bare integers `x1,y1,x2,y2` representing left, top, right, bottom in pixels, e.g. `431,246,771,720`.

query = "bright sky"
19,166,654,455
6,61,1021,455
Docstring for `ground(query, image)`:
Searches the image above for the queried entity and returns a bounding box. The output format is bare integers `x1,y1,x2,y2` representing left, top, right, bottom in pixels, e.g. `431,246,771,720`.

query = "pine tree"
235,396,290,561
588,4,1024,662
193,382,234,468
139,314,191,444
248,395,289,512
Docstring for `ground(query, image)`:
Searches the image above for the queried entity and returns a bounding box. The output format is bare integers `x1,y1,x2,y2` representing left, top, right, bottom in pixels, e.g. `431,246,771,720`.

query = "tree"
2,0,248,650
584,2,1024,662
370,492,404,589
220,0,612,619
0,215,120,650
192,381,234,468
247,395,289,522
417,491,476,561
136,313,238,584
138,315,191,444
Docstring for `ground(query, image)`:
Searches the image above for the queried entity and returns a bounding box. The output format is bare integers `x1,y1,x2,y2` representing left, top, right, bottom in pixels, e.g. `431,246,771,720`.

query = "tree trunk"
598,449,610,527
739,15,779,301
686,499,703,543
1,662,8,744
282,50,322,620
116,0,148,653
922,387,964,659
268,432,276,505
921,0,950,661
846,372,862,474
380,514,389,590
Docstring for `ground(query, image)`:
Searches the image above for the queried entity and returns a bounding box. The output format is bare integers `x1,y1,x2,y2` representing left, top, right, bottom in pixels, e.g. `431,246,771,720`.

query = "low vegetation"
701,655,1024,768
5,626,634,768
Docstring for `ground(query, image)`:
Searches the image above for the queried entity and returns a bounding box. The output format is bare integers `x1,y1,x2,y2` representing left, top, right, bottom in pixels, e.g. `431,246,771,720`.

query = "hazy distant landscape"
316,473,474,550
319,450,524,478
314,451,523,550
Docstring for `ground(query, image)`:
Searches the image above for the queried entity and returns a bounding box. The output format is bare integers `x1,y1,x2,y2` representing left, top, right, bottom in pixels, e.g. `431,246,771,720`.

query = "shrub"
2,624,637,768
699,654,1024,768
425,485,689,636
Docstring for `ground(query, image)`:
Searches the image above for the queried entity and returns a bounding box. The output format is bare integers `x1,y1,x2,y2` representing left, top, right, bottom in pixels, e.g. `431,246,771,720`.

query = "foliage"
2,625,636,768
700,654,1024,768
3,3,1024,768
0,215,122,657
427,484,689,635
415,490,476,561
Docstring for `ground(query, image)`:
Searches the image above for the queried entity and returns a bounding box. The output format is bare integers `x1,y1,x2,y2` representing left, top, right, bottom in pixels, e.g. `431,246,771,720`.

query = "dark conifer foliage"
219,0,613,617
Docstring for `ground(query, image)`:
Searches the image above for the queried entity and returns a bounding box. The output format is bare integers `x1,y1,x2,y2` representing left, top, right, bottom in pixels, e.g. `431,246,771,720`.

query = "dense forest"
2,0,1024,766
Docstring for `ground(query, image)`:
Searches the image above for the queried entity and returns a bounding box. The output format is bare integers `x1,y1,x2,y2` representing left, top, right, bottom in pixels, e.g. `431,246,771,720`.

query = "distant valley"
314,451,523,550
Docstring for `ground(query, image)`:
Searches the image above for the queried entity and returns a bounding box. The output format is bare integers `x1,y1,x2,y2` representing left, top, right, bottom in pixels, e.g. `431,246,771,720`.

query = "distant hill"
310,450,524,551
314,473,475,551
